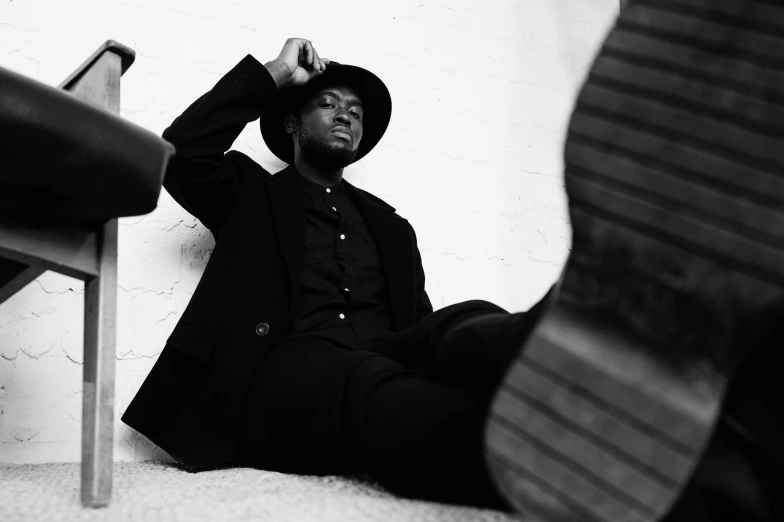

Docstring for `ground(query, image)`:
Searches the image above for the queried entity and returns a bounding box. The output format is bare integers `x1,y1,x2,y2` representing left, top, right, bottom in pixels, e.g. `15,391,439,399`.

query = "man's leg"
235,326,379,475
332,353,511,510
236,323,513,510
362,290,553,387
428,289,553,386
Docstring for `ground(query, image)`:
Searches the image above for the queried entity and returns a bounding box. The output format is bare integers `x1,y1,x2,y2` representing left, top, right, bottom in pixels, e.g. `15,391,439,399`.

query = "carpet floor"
0,461,522,521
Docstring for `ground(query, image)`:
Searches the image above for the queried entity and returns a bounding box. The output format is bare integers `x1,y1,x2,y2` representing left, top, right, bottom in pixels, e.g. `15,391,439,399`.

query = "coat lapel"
344,180,416,330
264,166,307,306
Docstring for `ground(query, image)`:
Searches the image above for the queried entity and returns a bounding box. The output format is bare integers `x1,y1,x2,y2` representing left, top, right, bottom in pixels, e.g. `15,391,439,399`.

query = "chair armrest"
58,39,136,92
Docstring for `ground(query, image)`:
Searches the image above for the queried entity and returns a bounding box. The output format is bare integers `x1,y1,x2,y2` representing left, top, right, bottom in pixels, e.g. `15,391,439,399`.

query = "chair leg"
81,218,118,508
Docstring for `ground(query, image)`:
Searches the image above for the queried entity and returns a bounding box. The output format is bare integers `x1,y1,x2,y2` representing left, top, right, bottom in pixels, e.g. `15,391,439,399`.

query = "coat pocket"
166,319,216,363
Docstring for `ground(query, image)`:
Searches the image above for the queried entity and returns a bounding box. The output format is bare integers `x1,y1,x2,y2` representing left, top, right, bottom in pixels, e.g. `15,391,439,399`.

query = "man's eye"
350,111,361,119
321,103,334,108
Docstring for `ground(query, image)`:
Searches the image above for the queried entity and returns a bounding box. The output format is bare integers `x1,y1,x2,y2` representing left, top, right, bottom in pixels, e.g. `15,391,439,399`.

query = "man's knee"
341,356,481,442
447,299,509,315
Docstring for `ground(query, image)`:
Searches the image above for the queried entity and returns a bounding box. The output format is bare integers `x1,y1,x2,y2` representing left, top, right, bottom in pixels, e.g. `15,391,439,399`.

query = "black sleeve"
161,55,278,233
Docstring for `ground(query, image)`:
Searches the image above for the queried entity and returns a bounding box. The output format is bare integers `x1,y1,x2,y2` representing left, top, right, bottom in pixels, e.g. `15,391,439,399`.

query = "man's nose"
334,110,351,126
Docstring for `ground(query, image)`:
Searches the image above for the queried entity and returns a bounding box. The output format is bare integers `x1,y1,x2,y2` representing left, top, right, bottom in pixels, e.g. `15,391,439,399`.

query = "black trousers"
234,297,550,510
234,295,782,516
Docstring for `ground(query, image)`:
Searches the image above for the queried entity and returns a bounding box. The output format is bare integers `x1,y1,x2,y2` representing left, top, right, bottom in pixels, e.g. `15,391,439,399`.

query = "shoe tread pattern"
486,1,784,520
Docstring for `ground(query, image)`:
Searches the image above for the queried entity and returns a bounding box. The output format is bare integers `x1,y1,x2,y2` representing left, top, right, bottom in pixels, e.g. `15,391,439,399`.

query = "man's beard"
297,126,358,169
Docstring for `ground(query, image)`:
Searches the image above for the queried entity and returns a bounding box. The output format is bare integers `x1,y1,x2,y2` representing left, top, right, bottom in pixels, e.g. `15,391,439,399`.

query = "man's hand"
264,38,330,89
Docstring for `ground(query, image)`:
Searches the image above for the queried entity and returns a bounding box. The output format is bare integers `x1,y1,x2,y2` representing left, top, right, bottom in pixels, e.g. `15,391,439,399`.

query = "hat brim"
260,62,392,165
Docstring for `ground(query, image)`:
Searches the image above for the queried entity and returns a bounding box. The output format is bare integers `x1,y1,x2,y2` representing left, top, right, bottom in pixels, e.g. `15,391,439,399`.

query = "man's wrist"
263,59,291,89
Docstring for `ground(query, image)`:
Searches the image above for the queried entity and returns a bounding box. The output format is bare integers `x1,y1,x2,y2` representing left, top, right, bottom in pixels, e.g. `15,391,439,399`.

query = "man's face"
288,84,364,168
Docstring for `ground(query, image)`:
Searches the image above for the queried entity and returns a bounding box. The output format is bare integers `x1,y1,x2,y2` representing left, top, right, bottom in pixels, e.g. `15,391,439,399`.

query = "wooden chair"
0,40,175,507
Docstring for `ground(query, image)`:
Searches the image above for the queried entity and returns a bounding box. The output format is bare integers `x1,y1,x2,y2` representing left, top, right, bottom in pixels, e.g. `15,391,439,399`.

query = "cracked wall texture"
0,0,619,463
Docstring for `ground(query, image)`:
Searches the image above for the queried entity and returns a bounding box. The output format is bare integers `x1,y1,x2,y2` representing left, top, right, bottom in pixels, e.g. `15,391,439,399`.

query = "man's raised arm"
161,39,329,233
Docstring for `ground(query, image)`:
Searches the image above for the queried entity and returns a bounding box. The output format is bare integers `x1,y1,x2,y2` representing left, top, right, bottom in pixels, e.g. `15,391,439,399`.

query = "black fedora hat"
260,62,392,165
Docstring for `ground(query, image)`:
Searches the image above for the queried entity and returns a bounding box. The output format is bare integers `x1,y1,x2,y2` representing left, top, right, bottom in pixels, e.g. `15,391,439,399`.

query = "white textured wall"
0,0,619,463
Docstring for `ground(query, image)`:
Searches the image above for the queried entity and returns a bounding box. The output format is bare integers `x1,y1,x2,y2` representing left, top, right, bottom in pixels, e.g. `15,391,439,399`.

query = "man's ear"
284,114,298,135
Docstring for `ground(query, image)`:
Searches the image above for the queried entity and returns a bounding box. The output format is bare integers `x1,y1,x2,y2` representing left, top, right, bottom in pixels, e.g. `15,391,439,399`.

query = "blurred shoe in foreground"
484,0,784,520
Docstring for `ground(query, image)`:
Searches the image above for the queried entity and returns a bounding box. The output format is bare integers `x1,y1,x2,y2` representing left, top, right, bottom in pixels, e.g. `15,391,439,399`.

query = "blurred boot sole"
484,0,784,520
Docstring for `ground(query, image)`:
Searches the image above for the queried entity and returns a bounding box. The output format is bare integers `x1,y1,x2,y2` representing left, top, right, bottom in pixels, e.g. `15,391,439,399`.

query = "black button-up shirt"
286,173,393,334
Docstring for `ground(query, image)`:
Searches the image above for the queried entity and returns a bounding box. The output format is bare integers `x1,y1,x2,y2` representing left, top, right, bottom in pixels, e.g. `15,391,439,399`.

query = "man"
123,34,540,510
124,1,782,520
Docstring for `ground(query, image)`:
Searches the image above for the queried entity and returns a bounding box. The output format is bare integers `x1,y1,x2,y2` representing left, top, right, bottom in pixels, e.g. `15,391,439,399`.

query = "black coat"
121,55,433,469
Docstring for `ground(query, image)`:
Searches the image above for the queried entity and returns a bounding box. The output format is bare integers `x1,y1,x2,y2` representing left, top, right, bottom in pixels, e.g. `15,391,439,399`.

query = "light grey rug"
0,462,523,521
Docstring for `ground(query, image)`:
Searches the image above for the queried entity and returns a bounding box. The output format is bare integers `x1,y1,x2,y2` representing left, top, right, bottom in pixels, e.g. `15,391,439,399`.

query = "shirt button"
331,207,337,212
255,322,270,336
344,287,350,292
340,234,346,240
339,313,345,320
326,188,331,193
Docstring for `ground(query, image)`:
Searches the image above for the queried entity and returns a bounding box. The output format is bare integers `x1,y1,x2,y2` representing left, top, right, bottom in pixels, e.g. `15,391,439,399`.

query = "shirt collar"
273,165,395,213
293,170,347,195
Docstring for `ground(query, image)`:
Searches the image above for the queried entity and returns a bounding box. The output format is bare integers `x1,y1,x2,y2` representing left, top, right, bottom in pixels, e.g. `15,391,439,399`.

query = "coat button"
255,322,270,336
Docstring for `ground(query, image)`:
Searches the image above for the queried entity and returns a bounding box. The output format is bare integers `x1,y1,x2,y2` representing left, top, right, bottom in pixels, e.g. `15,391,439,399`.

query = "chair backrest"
58,40,136,112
